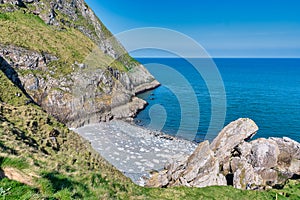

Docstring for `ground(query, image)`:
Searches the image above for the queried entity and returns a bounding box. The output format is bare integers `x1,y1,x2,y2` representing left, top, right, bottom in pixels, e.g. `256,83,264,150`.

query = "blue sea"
135,58,300,143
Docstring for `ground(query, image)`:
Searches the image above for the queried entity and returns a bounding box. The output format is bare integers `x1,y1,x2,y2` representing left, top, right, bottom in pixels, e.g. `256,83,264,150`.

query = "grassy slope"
0,6,299,200
0,11,127,76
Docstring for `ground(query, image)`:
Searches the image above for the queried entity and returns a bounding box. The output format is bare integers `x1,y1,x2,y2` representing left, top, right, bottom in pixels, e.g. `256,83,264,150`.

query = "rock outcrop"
210,118,258,174
0,1,160,127
147,118,300,190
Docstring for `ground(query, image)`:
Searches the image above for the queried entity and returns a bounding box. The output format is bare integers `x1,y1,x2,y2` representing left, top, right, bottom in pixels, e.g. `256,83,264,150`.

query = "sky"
85,0,300,58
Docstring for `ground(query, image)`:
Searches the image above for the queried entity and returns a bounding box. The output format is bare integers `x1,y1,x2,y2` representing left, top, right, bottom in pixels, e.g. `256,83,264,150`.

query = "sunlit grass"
0,11,128,77
0,157,29,170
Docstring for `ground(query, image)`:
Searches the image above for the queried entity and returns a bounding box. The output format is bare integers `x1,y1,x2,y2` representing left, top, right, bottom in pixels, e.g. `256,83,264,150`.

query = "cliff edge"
0,0,159,127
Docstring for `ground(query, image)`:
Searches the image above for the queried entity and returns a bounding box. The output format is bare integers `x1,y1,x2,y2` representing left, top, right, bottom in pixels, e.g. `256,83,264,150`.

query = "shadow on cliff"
0,56,36,105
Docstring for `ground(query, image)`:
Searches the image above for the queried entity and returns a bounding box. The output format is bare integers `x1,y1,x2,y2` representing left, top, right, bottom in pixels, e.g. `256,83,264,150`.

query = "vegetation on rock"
0,1,158,127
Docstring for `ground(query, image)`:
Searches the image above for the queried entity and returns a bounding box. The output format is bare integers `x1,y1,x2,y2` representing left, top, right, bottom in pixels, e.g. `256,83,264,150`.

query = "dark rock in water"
1,0,27,8
135,119,142,124
147,118,300,190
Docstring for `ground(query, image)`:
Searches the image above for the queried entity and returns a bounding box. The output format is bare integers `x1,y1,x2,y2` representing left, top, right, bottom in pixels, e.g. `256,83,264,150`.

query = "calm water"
135,58,300,143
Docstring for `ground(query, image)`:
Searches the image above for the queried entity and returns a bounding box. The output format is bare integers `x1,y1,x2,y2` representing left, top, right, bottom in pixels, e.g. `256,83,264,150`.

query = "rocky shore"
74,118,300,190
147,118,300,190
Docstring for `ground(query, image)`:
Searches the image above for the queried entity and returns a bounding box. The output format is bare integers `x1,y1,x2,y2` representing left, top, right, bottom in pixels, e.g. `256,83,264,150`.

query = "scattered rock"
75,120,196,186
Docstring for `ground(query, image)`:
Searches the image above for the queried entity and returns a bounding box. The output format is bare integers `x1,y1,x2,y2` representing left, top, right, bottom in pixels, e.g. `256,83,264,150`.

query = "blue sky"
85,0,300,58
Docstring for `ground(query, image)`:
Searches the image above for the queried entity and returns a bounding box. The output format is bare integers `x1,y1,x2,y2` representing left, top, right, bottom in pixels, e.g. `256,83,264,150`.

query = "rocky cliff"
147,118,300,190
0,0,159,127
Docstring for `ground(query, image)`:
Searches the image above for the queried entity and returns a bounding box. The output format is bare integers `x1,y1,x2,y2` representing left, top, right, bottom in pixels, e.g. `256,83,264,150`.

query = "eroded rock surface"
147,118,300,190
210,118,258,165
271,137,300,175
146,140,226,188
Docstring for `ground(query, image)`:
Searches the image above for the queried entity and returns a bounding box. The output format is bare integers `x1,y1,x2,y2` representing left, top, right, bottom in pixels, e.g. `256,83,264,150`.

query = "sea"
134,58,300,143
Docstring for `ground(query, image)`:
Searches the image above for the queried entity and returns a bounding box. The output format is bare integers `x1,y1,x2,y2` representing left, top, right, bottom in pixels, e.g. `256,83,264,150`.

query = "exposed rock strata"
147,118,300,190
0,1,160,127
0,44,159,127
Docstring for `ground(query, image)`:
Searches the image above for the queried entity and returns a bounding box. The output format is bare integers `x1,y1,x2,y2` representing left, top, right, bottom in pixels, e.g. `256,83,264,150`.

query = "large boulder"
232,137,300,189
181,141,226,187
270,137,300,175
255,168,278,187
250,138,280,168
210,118,258,165
146,170,169,188
231,157,263,189
166,155,188,182
234,141,252,158
146,141,227,188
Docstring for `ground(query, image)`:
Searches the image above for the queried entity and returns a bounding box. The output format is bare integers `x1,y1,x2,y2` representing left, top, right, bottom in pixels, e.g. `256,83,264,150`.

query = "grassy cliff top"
0,10,128,76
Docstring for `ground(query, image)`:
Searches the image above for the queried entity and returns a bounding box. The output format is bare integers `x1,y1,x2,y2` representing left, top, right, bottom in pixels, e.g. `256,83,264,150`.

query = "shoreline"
72,120,197,185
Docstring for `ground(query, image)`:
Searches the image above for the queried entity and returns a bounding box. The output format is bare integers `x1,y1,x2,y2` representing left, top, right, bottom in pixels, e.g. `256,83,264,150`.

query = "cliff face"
0,0,159,127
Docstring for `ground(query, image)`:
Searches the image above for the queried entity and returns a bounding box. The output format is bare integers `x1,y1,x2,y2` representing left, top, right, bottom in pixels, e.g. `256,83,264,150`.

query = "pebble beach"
73,120,197,185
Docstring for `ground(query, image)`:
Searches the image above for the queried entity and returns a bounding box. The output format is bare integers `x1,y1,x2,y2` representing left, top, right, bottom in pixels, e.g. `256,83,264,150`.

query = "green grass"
0,71,28,106
0,157,29,170
273,180,300,200
0,11,128,77
0,178,39,200
0,13,9,20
